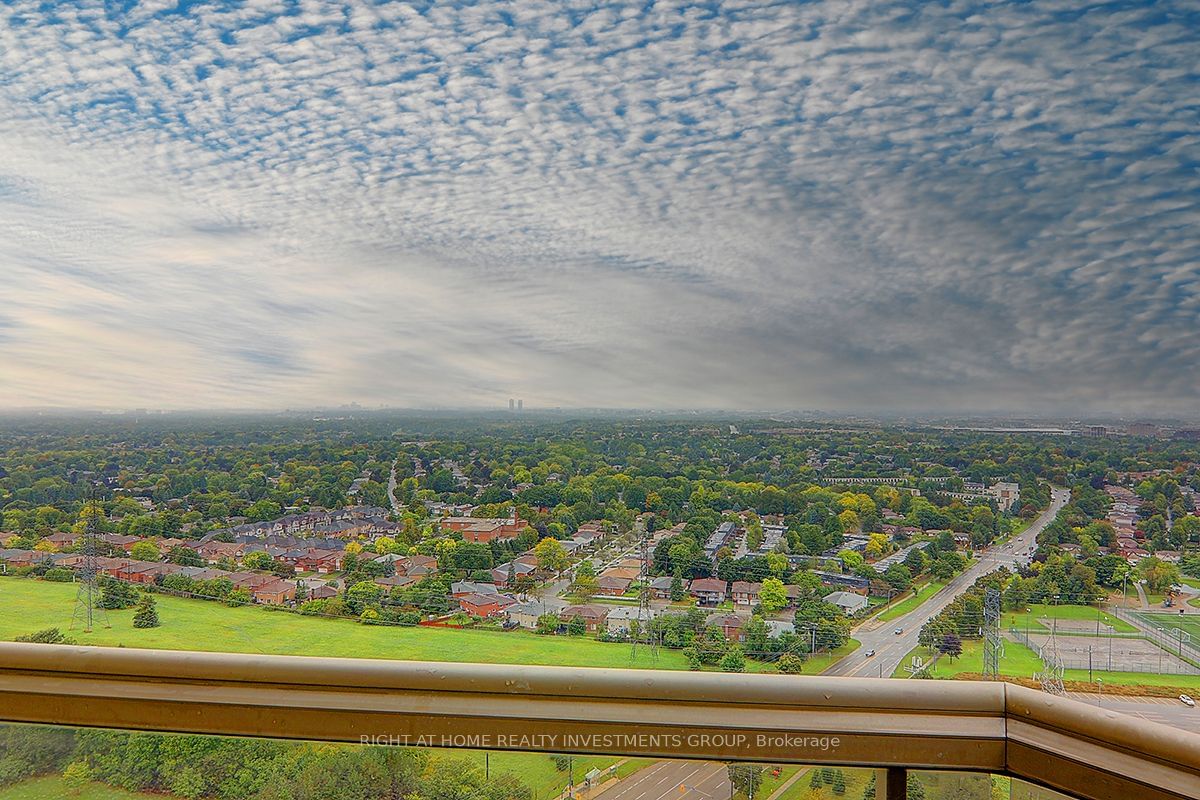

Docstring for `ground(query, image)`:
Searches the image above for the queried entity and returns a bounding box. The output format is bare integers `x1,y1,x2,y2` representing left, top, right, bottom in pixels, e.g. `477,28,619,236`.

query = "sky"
0,1,1197,416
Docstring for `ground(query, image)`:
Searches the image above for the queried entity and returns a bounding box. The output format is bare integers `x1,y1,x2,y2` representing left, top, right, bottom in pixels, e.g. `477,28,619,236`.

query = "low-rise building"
823,590,868,615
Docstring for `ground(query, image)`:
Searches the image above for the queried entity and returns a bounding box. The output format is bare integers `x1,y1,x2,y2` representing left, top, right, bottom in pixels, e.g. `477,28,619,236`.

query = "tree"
242,551,274,571
719,645,746,673
571,572,599,603
167,545,203,566
533,537,570,574
726,763,763,798
670,570,685,601
1136,556,1181,593
776,654,804,674
938,632,962,661
567,614,587,636
99,579,138,609
884,563,913,592
133,595,160,628
14,627,76,644
63,761,91,796
129,540,160,561
759,577,788,614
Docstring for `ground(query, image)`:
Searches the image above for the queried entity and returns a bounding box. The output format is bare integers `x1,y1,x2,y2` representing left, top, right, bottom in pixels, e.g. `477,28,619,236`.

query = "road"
589,760,730,800
387,456,402,515
823,487,1071,678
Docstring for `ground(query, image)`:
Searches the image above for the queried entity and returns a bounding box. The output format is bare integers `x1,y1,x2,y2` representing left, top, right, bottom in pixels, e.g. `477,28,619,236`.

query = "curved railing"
0,643,1197,800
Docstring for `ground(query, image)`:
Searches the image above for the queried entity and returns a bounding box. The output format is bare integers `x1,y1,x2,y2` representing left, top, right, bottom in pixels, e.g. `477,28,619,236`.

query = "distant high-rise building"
517,399,523,412
509,399,515,411
1083,425,1108,437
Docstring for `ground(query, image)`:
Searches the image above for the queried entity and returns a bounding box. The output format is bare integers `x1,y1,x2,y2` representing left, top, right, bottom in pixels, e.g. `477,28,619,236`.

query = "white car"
1181,695,1195,707
893,628,903,635
864,649,876,658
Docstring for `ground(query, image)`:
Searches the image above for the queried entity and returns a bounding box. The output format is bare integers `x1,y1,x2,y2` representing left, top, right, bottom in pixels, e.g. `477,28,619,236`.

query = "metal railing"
0,643,1198,800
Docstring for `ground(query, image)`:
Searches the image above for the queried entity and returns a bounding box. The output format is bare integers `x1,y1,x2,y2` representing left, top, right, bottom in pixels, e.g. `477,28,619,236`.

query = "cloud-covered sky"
0,0,1197,415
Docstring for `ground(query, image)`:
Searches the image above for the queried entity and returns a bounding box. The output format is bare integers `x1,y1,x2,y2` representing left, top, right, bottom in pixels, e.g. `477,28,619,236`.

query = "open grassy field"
1135,612,1200,645
892,640,1045,680
894,638,1200,690
0,778,157,800
1003,604,1136,634
455,752,652,799
0,577,696,670
877,581,947,622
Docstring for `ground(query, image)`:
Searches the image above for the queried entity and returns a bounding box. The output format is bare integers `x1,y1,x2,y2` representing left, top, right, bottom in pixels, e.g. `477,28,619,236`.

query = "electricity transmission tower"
1035,595,1065,695
630,527,658,665
71,485,110,633
983,588,1003,680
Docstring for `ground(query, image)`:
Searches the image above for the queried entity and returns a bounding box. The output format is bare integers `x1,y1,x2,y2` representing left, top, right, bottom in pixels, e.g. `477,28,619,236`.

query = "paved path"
824,487,1070,678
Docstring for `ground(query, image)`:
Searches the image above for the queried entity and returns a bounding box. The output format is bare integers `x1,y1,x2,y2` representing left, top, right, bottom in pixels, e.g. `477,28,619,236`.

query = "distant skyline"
1,1,1198,415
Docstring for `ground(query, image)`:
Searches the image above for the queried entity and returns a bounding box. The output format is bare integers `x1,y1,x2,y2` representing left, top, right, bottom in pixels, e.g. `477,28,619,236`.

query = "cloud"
0,0,1196,415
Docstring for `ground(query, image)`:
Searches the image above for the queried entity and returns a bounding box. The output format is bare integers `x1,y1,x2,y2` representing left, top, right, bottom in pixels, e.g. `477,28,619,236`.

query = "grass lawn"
1179,577,1200,590
894,638,1200,690
877,581,947,622
0,777,157,800
892,640,1044,679
1003,604,1137,634
1135,612,1200,644
456,752,638,798
0,577,693,670
797,639,861,674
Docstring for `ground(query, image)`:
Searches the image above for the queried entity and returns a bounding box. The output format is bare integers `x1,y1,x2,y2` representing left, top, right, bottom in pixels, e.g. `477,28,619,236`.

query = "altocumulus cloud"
0,0,1197,414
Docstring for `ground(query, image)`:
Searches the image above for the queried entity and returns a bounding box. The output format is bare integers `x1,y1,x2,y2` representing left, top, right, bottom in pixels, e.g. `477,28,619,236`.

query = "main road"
823,487,1070,679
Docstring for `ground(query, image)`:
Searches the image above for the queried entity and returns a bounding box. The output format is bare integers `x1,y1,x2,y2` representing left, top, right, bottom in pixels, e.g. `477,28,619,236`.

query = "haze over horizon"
1,1,1198,415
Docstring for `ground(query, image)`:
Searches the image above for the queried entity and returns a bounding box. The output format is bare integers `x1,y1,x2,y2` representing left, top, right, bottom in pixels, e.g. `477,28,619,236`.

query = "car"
1181,695,1195,707
894,628,903,635
864,649,876,657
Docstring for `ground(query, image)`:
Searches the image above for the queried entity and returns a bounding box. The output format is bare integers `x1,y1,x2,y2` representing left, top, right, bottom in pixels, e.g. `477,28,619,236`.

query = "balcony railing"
0,642,1197,800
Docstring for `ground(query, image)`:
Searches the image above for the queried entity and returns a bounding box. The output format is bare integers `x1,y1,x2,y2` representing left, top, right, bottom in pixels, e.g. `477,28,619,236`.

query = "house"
196,541,245,564
559,605,610,632
374,575,416,589
0,549,52,569
100,534,143,553
810,571,870,592
491,561,535,585
706,613,745,642
439,514,531,543
252,579,297,605
597,575,632,597
649,576,674,599
705,522,737,559
451,580,499,597
765,620,794,638
601,566,640,582
505,601,548,630
689,578,727,605
730,581,761,607
605,606,659,636
394,555,438,576
292,548,343,574
44,532,79,549
227,572,276,591
458,592,516,618
691,575,724,606
823,591,869,615
307,585,339,600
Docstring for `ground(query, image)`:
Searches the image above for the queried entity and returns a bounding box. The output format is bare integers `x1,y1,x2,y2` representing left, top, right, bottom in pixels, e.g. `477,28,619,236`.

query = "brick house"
689,578,728,606
730,581,761,607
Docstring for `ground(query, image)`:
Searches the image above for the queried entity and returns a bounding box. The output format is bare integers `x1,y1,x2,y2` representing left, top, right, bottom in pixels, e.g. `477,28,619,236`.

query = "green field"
892,640,1044,679
1003,604,1136,634
0,777,157,800
877,581,947,622
1135,612,1200,645
894,638,1200,689
0,577,694,670
457,752,653,799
